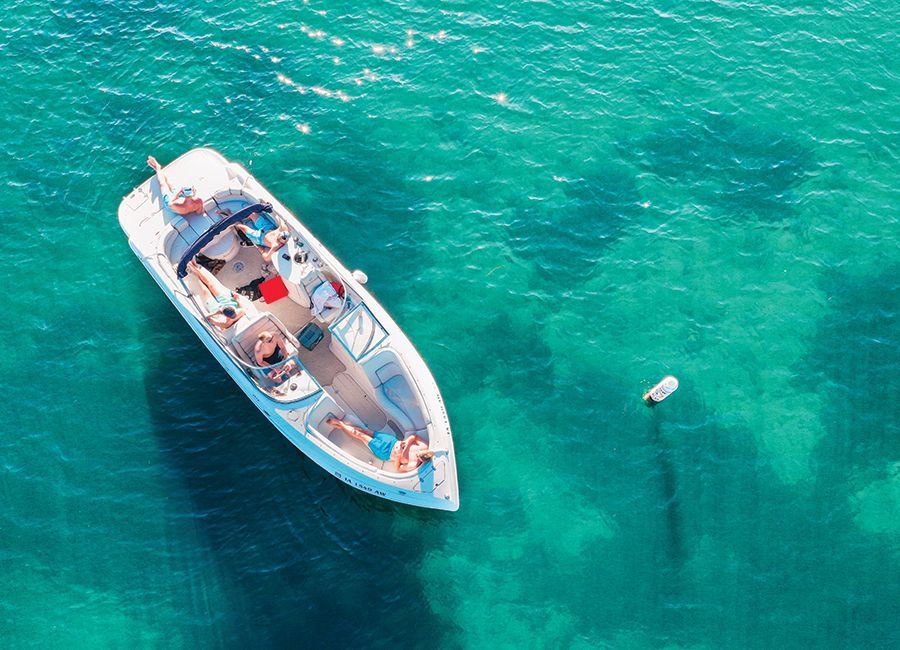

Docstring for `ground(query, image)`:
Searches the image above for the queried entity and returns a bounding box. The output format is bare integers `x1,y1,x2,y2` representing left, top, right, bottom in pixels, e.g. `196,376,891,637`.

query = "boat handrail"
184,301,321,404
143,251,192,300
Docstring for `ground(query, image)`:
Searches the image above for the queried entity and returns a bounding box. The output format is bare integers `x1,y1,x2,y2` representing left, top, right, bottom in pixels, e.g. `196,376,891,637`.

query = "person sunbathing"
187,260,248,331
147,155,205,215
255,330,297,380
326,418,435,471
234,210,290,262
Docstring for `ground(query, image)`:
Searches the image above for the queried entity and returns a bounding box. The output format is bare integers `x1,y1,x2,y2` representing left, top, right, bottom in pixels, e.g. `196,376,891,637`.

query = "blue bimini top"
176,202,273,278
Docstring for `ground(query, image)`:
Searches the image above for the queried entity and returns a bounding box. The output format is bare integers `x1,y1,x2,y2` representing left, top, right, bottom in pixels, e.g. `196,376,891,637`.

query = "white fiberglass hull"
119,148,458,511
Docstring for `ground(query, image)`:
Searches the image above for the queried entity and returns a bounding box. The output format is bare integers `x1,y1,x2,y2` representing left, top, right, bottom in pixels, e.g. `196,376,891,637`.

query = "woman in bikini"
187,260,247,331
326,418,435,472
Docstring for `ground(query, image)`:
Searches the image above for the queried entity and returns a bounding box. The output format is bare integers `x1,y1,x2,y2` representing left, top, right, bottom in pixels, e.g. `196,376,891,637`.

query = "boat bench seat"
164,227,191,263
306,394,346,433
362,350,430,435
163,211,221,261
203,188,258,216
159,189,256,263
307,394,395,469
229,312,299,365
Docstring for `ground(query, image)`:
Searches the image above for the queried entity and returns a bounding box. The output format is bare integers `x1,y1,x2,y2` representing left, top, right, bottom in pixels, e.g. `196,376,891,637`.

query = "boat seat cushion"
380,395,416,434
381,375,428,431
360,349,430,432
187,212,216,236
164,229,191,262
375,361,403,385
212,188,246,203
170,215,190,233
306,394,345,433
204,188,256,215
361,349,403,387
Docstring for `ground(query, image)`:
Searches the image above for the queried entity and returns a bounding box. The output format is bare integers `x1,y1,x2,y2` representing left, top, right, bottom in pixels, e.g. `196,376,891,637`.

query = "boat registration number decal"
334,472,387,497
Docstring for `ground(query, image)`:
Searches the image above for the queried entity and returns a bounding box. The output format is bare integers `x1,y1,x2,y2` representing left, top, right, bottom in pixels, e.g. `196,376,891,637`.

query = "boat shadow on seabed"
651,413,684,567
140,297,450,647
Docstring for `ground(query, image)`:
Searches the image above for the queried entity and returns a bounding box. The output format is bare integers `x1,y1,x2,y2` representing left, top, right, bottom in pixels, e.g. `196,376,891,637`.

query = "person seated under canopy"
234,210,290,262
254,329,298,381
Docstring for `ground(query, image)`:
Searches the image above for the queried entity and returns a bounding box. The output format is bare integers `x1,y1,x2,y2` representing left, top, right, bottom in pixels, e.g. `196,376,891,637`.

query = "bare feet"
327,418,356,434
147,155,161,171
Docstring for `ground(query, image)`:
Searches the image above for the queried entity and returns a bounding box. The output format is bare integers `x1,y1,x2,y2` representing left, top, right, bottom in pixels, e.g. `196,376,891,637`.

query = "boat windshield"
331,303,388,361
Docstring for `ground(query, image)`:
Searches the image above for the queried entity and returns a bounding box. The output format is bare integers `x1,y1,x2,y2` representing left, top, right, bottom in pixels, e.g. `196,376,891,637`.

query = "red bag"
260,276,289,303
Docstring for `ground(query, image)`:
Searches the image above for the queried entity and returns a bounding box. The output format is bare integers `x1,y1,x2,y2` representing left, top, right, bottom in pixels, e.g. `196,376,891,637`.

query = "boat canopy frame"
175,201,273,278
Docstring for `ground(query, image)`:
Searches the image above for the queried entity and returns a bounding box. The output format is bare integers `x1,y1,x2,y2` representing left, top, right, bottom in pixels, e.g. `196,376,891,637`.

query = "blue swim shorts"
367,432,396,461
244,213,278,246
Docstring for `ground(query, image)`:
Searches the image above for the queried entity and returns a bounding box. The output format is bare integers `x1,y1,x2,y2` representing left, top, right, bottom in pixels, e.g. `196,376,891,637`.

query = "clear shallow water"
1,0,898,647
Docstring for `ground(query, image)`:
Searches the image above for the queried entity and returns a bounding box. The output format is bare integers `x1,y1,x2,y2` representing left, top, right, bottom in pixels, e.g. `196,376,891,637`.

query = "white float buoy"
352,269,368,284
644,375,679,406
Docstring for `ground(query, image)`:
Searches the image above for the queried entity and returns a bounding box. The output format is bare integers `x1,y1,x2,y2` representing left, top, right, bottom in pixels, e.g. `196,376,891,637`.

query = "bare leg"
147,156,174,196
345,428,373,445
188,268,215,304
189,260,230,297
326,418,373,443
261,231,286,262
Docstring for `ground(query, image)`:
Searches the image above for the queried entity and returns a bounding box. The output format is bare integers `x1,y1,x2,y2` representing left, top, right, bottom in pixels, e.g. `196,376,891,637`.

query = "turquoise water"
2,0,899,646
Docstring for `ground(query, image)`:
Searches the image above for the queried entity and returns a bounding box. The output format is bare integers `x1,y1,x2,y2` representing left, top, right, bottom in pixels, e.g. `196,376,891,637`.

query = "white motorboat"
118,148,459,511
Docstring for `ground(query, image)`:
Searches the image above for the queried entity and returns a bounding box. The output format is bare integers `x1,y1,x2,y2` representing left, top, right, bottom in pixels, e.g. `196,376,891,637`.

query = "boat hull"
120,149,458,511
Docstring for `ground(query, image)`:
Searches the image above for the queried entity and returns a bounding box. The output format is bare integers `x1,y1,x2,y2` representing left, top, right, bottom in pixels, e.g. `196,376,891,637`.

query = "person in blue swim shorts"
234,210,290,262
326,417,435,472
147,155,205,215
